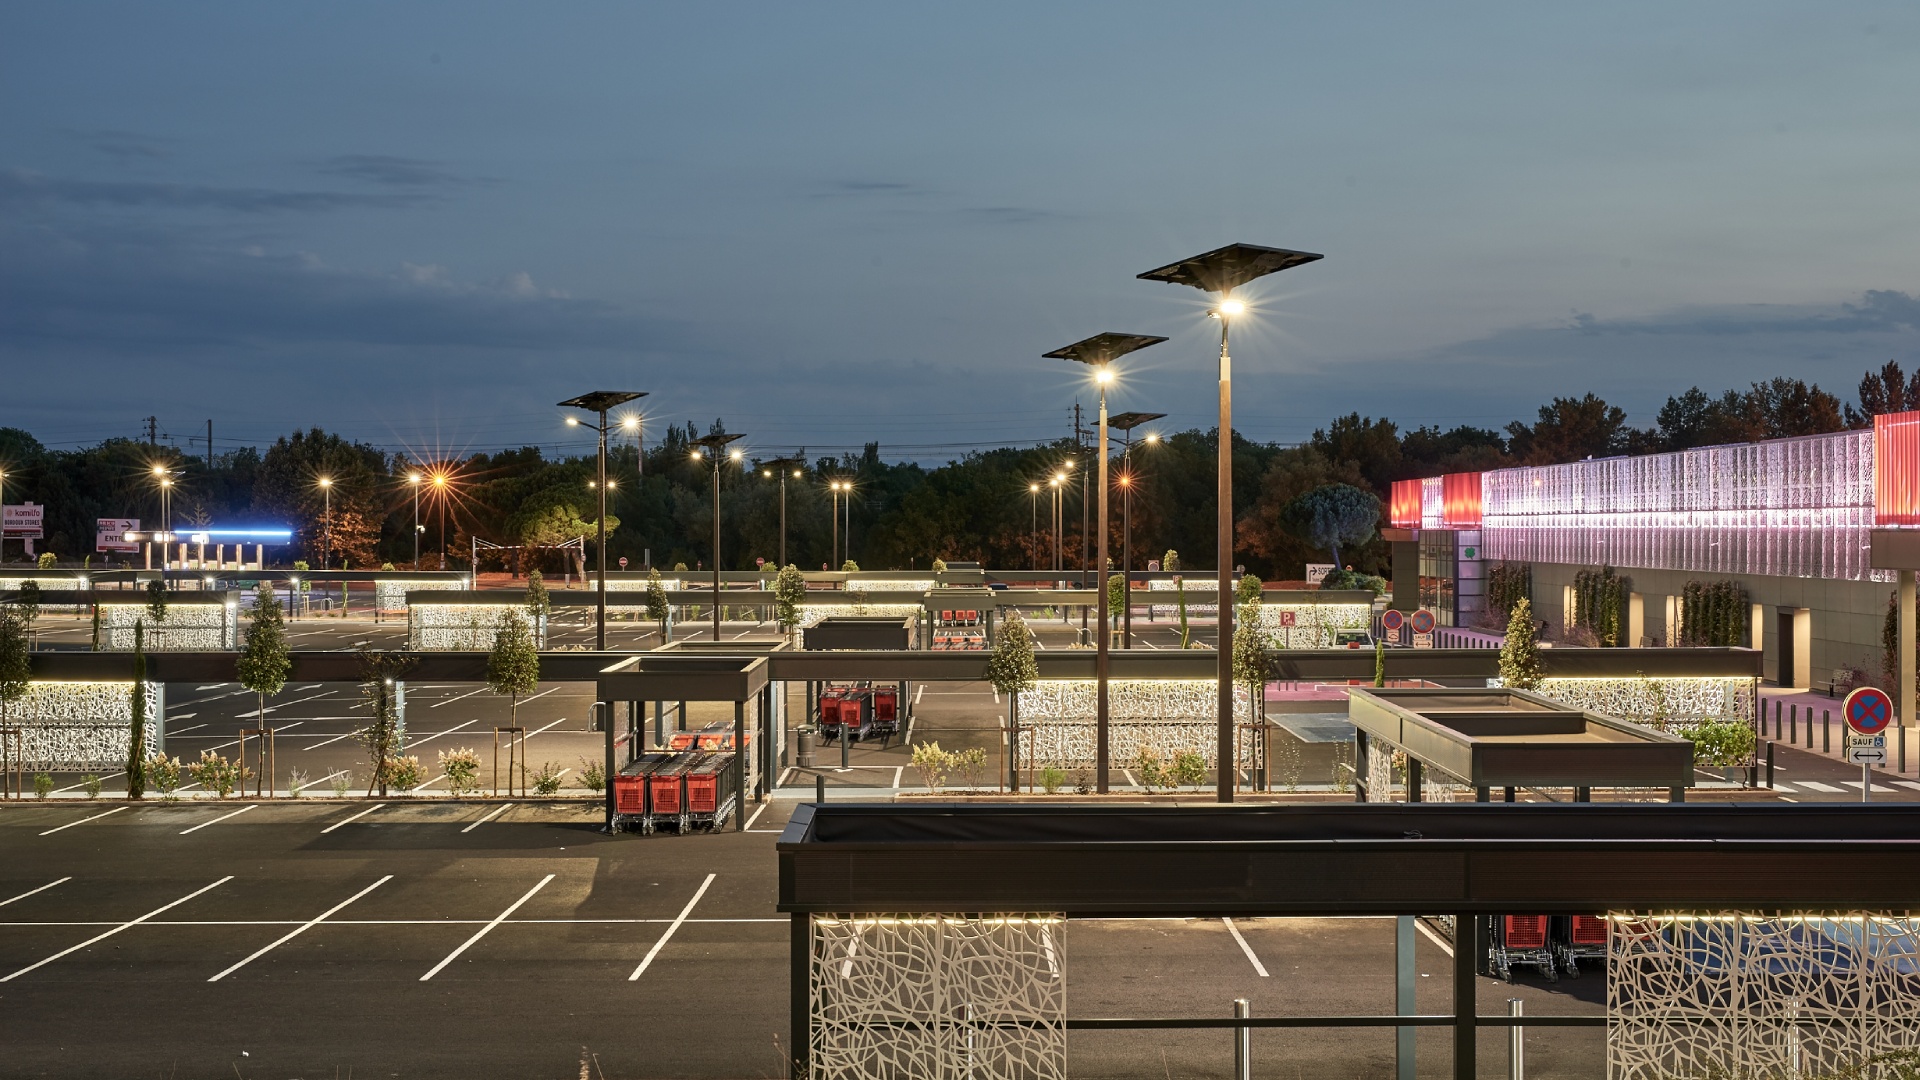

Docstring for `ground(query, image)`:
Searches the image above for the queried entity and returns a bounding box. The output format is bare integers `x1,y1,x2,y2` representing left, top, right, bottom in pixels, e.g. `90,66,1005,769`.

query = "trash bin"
797,729,816,769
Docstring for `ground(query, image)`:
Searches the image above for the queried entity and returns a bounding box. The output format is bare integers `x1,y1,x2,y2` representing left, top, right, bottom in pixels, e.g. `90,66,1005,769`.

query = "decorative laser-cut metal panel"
100,603,236,651
586,577,683,592
408,604,548,651
5,681,164,769
811,914,1065,1080
1020,679,1241,720
848,579,934,594
1146,579,1218,616
1249,604,1374,650
1014,720,1258,771
1481,429,1887,581
798,604,921,629
1015,680,1252,770
1365,739,1399,803
374,579,465,610
1609,913,1920,1080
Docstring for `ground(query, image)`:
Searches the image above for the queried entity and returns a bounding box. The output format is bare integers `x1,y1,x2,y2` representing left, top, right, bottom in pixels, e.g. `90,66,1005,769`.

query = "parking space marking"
304,728,365,750
630,873,717,981
168,724,207,734
293,770,348,794
420,874,555,981
1796,781,1844,793
1414,917,1455,957
209,876,393,981
40,806,128,836
1895,781,1920,792
1,877,71,908
407,719,479,748
320,803,386,833
1222,918,1269,977
1,877,232,982
460,804,513,833
54,770,125,794
180,805,257,834
743,803,767,830
430,687,487,709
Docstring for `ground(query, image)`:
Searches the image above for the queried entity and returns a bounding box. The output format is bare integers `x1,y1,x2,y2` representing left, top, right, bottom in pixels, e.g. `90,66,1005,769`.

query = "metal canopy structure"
1135,242,1325,292
594,653,771,832
1106,410,1166,432
1040,332,1168,365
555,390,646,413
1347,687,1694,800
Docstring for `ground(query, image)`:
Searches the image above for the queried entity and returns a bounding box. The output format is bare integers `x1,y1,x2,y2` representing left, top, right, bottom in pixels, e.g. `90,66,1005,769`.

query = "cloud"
812,179,923,198
65,129,172,163
1562,290,1920,337
0,167,429,213
958,206,1058,225
317,154,489,189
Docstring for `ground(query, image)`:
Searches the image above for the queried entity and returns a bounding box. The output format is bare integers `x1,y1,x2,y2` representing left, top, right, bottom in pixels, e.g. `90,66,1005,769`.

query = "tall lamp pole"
561,391,648,651
692,433,746,641
1139,243,1322,803
1028,483,1040,570
431,471,449,570
318,477,333,571
1045,335,1167,794
828,481,842,568
1107,416,1166,649
763,459,804,567
407,473,422,568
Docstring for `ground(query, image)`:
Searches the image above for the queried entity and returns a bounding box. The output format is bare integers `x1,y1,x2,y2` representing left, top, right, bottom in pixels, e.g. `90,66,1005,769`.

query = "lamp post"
828,480,842,568
561,391,649,651
1139,242,1323,802
762,459,804,567
1028,483,1041,570
691,433,746,642
152,465,174,572
1045,334,1167,794
407,473,422,568
317,477,333,571
621,413,643,478
1107,414,1166,649
1049,475,1063,573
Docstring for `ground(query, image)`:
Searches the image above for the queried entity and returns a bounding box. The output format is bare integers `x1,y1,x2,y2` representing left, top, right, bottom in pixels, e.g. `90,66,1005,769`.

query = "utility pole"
144,417,158,445
206,420,214,467
1074,403,1093,592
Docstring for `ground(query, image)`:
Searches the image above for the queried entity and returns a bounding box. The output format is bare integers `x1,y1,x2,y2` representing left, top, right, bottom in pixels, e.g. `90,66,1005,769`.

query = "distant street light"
1138,242,1323,802
560,391,649,650
431,470,449,571
1108,411,1167,649
762,459,805,567
317,477,333,571
1028,482,1041,570
1045,333,1167,794
406,473,423,568
692,433,747,641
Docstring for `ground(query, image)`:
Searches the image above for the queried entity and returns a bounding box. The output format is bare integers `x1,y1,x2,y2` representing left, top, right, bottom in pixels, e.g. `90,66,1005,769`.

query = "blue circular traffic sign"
1380,609,1405,632
1843,686,1894,736
1410,609,1436,635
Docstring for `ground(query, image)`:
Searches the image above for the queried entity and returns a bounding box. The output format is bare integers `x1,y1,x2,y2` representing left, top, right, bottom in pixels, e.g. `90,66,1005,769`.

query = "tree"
486,610,540,726
0,608,30,755
1162,550,1179,572
1311,413,1402,492
773,564,807,641
1234,572,1264,608
15,581,40,631
126,621,147,798
1499,598,1543,690
1506,394,1628,464
1106,571,1128,631
236,583,291,727
841,559,860,572
986,611,1039,789
645,566,671,642
145,578,168,622
1231,594,1270,734
1278,484,1380,568
356,649,416,796
525,569,550,641
1849,360,1920,427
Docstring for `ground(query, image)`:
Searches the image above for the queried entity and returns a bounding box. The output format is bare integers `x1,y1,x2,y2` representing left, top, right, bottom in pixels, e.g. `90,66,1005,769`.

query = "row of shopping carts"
666,721,753,753
932,609,986,651
819,684,901,743
1484,914,1609,982
611,751,741,834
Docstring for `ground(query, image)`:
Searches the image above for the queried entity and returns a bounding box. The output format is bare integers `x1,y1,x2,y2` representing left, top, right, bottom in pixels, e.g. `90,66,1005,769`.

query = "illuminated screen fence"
1480,429,1884,582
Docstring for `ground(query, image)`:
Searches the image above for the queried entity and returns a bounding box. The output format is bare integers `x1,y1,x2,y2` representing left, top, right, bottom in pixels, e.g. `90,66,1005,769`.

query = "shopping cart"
1552,915,1608,978
1489,915,1557,982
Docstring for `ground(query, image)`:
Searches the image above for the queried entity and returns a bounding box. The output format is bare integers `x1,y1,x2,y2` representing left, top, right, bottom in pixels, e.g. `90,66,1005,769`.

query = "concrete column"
1902,570,1915,749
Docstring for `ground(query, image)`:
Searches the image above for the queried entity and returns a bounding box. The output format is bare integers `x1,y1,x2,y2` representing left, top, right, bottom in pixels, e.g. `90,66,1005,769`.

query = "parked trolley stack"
1430,914,1611,982
818,683,900,744
610,750,744,835
932,609,987,651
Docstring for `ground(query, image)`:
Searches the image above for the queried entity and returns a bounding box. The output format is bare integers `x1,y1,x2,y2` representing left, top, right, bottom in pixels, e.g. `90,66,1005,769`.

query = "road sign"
96,518,140,553
1413,632,1434,649
1410,609,1436,635
619,557,629,570
1846,733,1887,765
1380,609,1406,633
1843,686,1894,736
1305,563,1335,585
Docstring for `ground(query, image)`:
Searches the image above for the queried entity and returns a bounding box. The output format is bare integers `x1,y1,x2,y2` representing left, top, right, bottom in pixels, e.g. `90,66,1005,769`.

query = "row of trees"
2,361,1906,581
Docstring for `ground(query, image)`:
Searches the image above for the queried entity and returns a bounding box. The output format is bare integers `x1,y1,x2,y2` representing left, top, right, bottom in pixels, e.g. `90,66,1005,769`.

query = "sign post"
1843,686,1894,803
1380,608,1405,647
1410,608,1436,649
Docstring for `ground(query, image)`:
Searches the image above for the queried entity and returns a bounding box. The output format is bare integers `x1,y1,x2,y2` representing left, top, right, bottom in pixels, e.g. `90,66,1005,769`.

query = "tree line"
0,362,1904,581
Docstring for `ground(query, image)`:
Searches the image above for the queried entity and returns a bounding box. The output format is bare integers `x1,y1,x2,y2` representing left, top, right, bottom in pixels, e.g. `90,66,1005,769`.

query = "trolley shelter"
1347,687,1695,804
594,654,773,832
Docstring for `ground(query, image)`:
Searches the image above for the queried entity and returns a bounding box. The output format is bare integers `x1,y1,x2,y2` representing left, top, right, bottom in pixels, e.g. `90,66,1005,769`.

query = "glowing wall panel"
1480,429,1884,581
1441,472,1483,527
1875,411,1920,526
1389,479,1423,528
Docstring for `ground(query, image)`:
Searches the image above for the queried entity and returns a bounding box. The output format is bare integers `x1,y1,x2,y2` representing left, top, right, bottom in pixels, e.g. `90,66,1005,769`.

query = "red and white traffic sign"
1843,686,1894,736
1380,609,1406,633
1410,609,1436,635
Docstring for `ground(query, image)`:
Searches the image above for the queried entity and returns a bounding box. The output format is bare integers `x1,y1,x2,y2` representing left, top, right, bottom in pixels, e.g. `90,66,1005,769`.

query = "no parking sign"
1844,686,1894,736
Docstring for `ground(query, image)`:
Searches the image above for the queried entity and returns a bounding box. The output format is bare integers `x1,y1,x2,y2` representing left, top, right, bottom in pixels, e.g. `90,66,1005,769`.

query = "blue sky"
5,2,1920,461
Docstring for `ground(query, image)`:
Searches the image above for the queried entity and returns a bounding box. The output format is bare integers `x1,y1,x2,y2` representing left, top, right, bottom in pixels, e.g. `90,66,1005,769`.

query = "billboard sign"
97,518,140,553
2,503,43,539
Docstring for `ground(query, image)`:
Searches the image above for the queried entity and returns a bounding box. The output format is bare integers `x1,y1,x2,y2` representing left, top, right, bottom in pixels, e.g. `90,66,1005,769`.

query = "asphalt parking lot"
0,796,1612,1080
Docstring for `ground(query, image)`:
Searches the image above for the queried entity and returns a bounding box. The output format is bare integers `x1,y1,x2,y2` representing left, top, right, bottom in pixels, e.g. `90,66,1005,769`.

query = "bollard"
1823,711,1830,755
1508,999,1525,1080
816,775,826,805
1790,704,1797,746
1766,741,1776,789
1233,998,1252,1080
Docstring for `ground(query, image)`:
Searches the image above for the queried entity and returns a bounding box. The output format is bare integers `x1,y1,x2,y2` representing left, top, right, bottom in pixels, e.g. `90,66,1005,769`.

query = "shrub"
287,768,308,797
1039,766,1066,794
1073,769,1091,795
33,772,53,799
910,741,952,793
37,552,57,570
438,747,481,796
1131,746,1167,792
147,753,182,797
1320,568,1389,595
82,774,101,799
841,559,860,572
1572,566,1629,647
188,751,240,797
931,558,947,574
329,771,353,797
1170,749,1207,789
384,755,424,792
1684,719,1756,767
533,762,564,796
952,747,987,791
1499,598,1543,690
577,757,606,793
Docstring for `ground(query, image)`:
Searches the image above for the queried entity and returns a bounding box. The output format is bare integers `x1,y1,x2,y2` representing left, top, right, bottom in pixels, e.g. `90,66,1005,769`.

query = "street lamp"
406,473,422,568
560,391,649,651
1028,482,1041,570
691,433,747,642
1108,411,1167,649
761,459,805,567
620,413,644,478
152,465,174,571
828,479,851,569
1045,333,1167,794
1139,242,1323,802
317,477,333,571
430,471,450,571
1048,475,1062,573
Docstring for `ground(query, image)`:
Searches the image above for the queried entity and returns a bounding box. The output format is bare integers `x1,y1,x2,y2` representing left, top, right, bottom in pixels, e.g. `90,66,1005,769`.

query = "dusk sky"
6,2,1920,462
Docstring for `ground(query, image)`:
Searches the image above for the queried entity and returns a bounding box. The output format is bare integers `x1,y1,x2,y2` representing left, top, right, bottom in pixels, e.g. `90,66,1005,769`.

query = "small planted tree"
1231,598,1271,733
986,611,1039,790
16,582,41,637
931,558,947,575
0,608,30,752
37,551,56,570
841,559,860,572
645,566,671,642
1234,573,1263,608
1499,597,1543,690
772,564,807,643
1106,572,1128,631
486,609,540,726
145,578,168,622
356,649,416,796
237,583,291,727
525,569,550,641
126,621,147,798
1162,549,1179,572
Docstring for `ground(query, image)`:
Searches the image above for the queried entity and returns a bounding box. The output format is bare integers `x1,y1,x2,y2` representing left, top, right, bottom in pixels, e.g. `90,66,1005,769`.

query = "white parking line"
630,873,716,981
1223,918,1269,977
0,878,71,908
168,724,207,735
430,687,487,709
208,876,392,981
460,804,513,833
54,770,125,794
293,770,348,794
420,874,555,981
303,727,365,751
180,805,257,834
406,718,479,748
40,806,128,836
1,877,232,982
744,803,767,830
321,803,386,833
1414,917,1455,957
